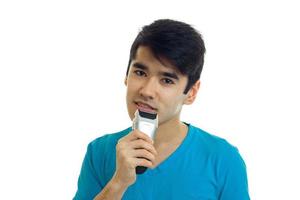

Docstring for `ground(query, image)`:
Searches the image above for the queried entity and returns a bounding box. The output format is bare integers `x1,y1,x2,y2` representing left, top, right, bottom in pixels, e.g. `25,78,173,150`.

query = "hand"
112,129,158,188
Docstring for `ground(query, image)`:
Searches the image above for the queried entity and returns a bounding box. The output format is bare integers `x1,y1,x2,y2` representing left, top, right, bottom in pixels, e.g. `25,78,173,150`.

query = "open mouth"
135,102,157,114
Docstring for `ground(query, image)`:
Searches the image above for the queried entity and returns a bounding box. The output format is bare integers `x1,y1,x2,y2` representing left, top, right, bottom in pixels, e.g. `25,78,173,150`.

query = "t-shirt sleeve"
218,145,250,200
73,142,104,200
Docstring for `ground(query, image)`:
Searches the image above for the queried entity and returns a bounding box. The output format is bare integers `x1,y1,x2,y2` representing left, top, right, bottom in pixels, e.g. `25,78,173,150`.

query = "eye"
134,70,146,77
161,78,175,85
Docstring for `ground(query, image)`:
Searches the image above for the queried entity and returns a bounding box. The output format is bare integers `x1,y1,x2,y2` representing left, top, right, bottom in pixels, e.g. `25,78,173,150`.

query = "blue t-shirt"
74,124,250,200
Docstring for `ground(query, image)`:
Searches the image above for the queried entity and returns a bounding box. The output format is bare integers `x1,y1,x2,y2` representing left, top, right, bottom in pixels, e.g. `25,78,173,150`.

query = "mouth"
134,101,157,114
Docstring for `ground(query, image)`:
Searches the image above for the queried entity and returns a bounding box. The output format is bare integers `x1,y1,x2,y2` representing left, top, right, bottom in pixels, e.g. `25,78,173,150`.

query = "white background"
0,0,299,199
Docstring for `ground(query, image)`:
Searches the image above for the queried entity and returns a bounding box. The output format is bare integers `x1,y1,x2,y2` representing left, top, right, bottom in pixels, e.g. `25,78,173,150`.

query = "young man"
74,19,250,200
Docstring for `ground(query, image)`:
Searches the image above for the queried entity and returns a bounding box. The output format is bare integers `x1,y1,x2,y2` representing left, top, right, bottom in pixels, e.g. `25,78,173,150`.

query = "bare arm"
93,175,128,200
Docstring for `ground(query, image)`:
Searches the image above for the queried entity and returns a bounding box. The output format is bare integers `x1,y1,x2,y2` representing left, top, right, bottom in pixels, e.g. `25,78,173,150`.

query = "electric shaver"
132,109,158,174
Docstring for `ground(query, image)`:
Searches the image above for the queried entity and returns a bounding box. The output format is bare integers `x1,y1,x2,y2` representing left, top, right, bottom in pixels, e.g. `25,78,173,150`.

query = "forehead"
132,46,182,75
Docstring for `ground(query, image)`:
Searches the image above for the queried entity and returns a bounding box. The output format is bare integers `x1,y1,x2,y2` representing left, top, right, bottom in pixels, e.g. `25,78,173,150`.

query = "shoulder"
189,124,248,182
189,125,238,154
189,124,246,168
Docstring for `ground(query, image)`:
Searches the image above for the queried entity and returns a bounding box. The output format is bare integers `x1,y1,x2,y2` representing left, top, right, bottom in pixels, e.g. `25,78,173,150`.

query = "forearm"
93,177,128,200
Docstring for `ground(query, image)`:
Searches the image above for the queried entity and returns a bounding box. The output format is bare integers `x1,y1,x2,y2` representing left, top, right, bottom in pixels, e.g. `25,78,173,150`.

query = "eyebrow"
132,62,179,80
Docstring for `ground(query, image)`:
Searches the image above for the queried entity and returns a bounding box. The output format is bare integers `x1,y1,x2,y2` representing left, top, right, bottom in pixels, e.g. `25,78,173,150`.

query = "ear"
124,76,128,86
184,80,200,105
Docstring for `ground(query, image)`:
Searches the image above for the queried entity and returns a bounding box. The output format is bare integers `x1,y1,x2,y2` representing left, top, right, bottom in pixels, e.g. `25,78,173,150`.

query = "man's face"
125,46,190,125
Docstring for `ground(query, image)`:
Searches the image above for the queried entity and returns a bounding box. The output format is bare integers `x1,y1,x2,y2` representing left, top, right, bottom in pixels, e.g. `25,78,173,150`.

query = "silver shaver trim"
133,110,158,139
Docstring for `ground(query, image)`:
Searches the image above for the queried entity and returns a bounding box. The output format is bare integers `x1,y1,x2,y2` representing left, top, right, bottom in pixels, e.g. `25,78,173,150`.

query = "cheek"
165,94,185,112
126,88,142,119
126,79,137,98
126,79,140,95
162,90,185,104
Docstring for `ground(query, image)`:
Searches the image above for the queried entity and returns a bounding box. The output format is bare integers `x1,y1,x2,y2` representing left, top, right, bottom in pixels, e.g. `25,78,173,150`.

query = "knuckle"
146,160,152,167
143,150,154,160
133,129,141,136
141,149,148,155
136,132,144,139
149,154,155,161
136,139,143,144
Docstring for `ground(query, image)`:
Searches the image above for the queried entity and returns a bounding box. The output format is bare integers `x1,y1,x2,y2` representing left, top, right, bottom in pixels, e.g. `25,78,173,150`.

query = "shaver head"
138,110,157,119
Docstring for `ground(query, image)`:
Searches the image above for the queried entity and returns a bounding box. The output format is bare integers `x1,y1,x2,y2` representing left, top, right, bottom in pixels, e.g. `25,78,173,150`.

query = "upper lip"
134,101,157,110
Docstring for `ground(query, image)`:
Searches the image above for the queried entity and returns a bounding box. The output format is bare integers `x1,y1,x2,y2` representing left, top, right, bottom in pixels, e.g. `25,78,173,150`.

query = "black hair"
126,19,206,94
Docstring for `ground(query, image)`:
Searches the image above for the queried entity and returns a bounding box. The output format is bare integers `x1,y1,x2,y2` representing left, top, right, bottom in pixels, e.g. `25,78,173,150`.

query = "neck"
153,117,188,147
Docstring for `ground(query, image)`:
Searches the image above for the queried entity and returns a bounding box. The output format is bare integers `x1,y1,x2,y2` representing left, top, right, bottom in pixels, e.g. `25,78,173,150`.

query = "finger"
130,139,158,155
135,157,153,168
117,129,145,144
131,129,154,144
132,149,156,162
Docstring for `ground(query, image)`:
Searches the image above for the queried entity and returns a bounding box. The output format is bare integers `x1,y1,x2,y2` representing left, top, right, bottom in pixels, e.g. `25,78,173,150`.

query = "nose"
139,77,158,100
